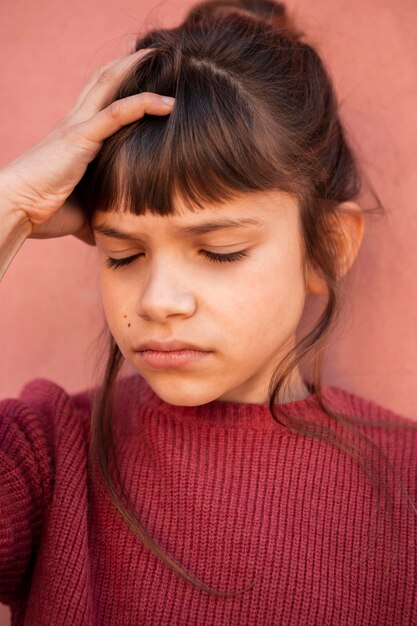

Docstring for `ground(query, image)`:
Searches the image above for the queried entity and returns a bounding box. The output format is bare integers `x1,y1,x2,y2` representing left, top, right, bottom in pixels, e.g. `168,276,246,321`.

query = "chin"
158,391,218,408
149,379,222,407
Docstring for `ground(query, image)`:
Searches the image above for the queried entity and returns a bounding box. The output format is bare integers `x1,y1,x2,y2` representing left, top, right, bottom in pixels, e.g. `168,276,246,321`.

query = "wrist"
0,207,33,282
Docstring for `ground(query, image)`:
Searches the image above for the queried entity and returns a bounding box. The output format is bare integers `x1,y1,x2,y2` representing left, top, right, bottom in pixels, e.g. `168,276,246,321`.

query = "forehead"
92,190,298,238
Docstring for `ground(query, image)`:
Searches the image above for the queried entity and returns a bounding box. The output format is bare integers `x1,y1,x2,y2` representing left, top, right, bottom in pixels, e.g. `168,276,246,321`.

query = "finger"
29,201,87,239
67,48,155,122
68,48,150,114
74,92,175,146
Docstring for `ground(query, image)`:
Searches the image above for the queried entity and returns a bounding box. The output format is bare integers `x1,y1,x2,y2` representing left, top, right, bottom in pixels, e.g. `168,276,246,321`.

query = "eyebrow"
93,217,264,239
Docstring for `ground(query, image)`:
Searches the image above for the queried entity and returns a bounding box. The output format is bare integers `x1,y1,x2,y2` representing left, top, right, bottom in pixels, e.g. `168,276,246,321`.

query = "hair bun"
184,0,302,41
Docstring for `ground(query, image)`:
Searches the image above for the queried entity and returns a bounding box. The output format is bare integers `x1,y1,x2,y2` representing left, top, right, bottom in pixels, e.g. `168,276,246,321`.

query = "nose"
135,256,197,323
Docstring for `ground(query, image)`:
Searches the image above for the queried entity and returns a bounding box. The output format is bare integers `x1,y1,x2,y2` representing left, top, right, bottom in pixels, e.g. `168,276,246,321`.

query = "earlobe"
306,268,328,295
333,201,365,280
305,202,365,295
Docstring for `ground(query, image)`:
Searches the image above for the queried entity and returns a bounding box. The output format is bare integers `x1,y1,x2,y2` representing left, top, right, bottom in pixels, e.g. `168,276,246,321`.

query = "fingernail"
161,96,175,106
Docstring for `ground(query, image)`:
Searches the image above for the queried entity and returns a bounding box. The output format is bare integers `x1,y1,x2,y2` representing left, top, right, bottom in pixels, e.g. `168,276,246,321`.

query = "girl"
1,1,416,624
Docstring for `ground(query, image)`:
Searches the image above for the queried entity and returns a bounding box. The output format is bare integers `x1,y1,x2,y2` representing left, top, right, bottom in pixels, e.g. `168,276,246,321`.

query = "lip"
134,339,211,370
137,349,210,370
135,340,208,352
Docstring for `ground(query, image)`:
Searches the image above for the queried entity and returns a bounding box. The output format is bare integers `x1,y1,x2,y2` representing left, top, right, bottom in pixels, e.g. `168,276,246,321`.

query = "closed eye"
199,250,249,263
105,254,142,269
105,249,249,270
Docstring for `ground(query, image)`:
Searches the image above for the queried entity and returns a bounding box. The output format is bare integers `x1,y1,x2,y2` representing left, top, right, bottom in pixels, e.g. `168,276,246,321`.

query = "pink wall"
1,0,416,623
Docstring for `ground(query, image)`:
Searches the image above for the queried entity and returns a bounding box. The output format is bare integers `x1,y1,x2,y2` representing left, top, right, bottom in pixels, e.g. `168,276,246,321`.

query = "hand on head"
0,48,175,245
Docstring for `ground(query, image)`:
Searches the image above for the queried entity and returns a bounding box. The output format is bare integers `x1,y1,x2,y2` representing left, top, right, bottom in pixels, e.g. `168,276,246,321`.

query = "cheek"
99,275,133,338
230,258,306,344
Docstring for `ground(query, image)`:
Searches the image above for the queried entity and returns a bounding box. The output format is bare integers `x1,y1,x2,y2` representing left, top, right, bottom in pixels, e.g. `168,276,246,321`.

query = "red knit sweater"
1,375,416,625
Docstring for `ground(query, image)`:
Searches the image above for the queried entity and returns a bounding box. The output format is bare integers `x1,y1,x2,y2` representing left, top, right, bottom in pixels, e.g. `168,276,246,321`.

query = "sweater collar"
124,375,339,431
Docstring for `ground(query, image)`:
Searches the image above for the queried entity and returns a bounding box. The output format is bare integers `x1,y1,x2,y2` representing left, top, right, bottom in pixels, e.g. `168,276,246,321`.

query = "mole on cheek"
128,323,131,327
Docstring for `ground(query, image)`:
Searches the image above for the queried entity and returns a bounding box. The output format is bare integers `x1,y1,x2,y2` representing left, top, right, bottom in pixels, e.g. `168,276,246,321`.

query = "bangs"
79,42,296,219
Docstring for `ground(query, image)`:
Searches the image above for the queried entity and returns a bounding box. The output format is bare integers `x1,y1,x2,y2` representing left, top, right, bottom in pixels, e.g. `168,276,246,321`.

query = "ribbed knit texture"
0,375,416,625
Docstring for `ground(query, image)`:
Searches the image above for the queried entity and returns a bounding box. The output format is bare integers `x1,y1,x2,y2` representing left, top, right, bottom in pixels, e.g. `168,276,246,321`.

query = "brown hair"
75,0,417,597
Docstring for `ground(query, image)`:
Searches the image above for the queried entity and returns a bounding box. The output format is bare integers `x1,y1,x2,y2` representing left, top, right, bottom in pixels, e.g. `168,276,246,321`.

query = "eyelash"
105,250,249,269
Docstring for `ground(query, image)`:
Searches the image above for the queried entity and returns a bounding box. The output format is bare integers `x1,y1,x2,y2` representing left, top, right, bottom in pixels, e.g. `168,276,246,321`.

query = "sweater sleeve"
0,382,56,605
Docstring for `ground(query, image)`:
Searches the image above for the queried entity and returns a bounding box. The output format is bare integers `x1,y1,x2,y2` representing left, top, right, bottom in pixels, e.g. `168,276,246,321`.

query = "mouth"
134,339,208,352
137,348,211,370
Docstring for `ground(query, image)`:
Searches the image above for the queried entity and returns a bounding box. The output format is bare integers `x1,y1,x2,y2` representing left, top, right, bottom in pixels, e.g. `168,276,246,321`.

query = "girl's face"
92,190,311,405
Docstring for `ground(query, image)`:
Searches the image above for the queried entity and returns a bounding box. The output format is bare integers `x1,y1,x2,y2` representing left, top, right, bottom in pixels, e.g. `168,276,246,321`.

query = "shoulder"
325,384,417,426
0,374,148,439
323,384,417,457
0,378,94,456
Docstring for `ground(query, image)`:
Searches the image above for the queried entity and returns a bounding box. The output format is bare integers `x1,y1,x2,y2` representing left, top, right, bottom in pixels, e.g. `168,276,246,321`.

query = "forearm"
0,206,33,282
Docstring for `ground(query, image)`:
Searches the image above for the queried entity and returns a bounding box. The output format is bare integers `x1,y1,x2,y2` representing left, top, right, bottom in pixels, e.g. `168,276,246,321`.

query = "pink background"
1,0,416,623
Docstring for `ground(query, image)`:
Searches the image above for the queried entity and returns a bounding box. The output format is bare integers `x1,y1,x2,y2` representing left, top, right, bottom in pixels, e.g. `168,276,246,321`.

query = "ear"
306,202,365,295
